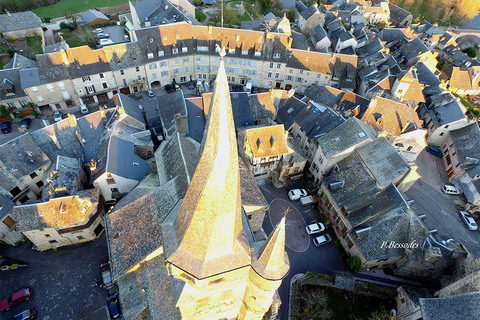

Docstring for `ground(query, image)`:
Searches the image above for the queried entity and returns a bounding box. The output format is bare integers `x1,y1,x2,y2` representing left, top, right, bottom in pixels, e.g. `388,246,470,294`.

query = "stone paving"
0,233,110,320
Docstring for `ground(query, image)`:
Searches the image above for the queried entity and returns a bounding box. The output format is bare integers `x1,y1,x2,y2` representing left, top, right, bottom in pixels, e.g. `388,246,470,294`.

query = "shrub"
14,112,24,119
346,256,362,272
462,47,477,58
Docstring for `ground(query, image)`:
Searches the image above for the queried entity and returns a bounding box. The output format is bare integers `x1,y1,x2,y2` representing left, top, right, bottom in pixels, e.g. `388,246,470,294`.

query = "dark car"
0,287,32,311
0,121,12,134
427,145,443,157
13,308,36,320
164,84,175,93
20,118,32,129
107,294,121,319
188,79,195,90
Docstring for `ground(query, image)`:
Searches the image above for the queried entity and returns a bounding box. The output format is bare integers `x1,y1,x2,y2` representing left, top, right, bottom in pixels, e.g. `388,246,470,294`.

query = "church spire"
167,49,250,279
255,216,290,280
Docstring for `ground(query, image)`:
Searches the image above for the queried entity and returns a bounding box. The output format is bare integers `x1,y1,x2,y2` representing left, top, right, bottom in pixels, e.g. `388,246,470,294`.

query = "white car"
459,211,478,231
305,222,325,235
288,188,307,201
80,104,88,114
146,89,155,98
54,110,62,122
313,233,332,247
99,39,114,46
442,185,461,195
93,28,103,33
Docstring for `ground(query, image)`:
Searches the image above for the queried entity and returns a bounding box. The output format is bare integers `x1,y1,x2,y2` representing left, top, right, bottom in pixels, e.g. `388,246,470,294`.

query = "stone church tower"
162,52,290,319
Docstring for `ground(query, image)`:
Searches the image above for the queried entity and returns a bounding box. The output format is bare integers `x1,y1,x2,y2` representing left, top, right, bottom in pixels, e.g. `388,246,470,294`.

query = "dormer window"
242,50,248,55
228,48,235,54
255,51,261,57
273,53,280,59
182,47,188,53
198,46,208,52
158,50,164,57
147,52,154,59
163,36,167,41
172,48,178,54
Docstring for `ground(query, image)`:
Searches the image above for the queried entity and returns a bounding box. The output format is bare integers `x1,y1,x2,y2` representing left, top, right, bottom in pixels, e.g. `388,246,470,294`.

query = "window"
2,216,15,228
106,177,116,184
172,48,179,54
296,77,303,82
275,73,280,79
152,73,157,79
255,51,261,57
161,70,168,77
19,195,29,204
228,48,235,54
45,234,50,237
135,66,140,72
277,63,281,69
242,50,248,55
36,180,43,188
37,96,44,102
102,82,108,89
182,57,189,63
7,102,16,109
158,50,164,57
273,53,280,58
49,240,58,244
58,82,65,90
269,62,274,68
86,85,94,94
32,86,38,92
180,76,187,82
30,172,38,179
174,68,180,74
19,100,28,107
182,47,188,53
268,72,272,78
147,52,154,59
77,236,84,240
137,75,141,80
163,36,167,40
149,63,157,69
299,69,304,74
185,67,189,72
122,79,127,87
99,73,104,78
120,70,124,75
82,76,91,82
159,61,167,67
287,75,292,81
47,84,54,92
198,46,208,52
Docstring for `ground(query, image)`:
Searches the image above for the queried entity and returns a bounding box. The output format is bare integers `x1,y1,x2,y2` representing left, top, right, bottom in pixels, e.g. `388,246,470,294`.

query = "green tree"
257,0,272,12
224,8,238,25
346,256,362,272
0,105,10,119
462,47,478,59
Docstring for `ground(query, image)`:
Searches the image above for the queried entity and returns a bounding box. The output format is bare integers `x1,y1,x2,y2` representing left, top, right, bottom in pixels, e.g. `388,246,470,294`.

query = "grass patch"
25,36,43,58
195,9,207,22
454,93,480,117
33,0,130,20
305,272,335,283
66,39,87,48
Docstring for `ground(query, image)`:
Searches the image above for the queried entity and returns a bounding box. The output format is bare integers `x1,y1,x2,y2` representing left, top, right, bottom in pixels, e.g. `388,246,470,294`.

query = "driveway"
0,234,110,320
257,177,346,320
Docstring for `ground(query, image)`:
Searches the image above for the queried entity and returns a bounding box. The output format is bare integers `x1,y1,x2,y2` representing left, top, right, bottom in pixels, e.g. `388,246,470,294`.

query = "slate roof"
426,92,466,127
378,28,414,43
296,1,308,13
0,193,15,220
3,54,37,70
317,117,377,159
420,292,480,320
133,0,189,27
357,137,409,188
0,133,51,192
0,68,28,100
155,132,200,198
12,189,100,231
337,90,370,118
449,123,480,165
357,37,383,57
19,68,41,89
115,93,145,125
158,90,187,137
294,102,345,139
230,92,255,129
0,11,41,33
41,155,83,200
291,30,310,50
238,157,269,211
241,18,267,32
185,97,205,143
30,117,84,161
106,136,151,181
76,111,109,163
414,62,441,94
106,183,178,278
276,96,309,129
80,9,109,24
361,96,422,136
388,2,412,25
312,24,329,44
248,90,287,122
304,85,343,108
400,38,429,61
300,5,320,21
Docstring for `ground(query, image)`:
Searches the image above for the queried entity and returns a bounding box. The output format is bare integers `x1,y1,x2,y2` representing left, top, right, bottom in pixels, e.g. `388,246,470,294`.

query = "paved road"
0,233,110,320
257,177,346,320
404,149,480,251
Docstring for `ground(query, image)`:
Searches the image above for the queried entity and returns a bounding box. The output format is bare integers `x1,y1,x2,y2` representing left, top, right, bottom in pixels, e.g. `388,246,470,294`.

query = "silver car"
459,211,478,231
313,233,332,247
305,222,325,235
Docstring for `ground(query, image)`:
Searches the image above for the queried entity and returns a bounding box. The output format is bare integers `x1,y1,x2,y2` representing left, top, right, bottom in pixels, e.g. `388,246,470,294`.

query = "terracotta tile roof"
245,124,289,158
289,50,357,73
449,67,480,91
361,96,422,136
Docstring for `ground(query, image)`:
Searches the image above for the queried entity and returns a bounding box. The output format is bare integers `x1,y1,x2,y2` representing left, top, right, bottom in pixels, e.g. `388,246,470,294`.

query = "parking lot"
0,233,110,320
257,177,346,320
404,149,480,251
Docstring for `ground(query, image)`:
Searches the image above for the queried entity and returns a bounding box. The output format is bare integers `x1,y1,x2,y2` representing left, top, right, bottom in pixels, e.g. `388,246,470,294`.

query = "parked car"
1,121,12,134
54,111,62,122
146,89,155,98
93,28,103,33
123,34,130,41
20,118,32,129
13,308,36,320
188,79,195,89
288,188,307,201
99,39,114,46
80,104,89,114
427,145,443,157
0,287,32,311
107,294,121,319
101,261,113,288
442,185,461,195
164,84,175,93
305,221,325,235
312,233,332,247
459,211,478,231
96,33,109,39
